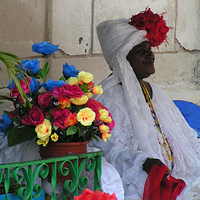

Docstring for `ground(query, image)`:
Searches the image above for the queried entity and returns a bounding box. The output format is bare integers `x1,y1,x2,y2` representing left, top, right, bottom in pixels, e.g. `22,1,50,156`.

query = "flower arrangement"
129,8,169,47
74,189,117,200
0,42,114,147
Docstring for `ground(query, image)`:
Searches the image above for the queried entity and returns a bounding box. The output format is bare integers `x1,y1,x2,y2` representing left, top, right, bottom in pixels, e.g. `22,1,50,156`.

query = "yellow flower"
99,109,109,118
98,109,111,123
51,133,59,142
103,116,112,123
78,71,94,83
85,92,93,98
102,132,111,142
99,124,110,134
77,107,96,126
71,95,88,105
92,85,103,95
35,119,52,140
67,77,79,85
37,137,49,146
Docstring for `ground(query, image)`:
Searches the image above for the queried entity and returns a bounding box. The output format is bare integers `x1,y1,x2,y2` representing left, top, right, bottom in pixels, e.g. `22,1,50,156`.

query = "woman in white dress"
91,9,200,200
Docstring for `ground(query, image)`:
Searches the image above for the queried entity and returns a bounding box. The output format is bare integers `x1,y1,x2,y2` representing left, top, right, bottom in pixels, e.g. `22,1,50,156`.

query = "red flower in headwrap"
129,8,169,47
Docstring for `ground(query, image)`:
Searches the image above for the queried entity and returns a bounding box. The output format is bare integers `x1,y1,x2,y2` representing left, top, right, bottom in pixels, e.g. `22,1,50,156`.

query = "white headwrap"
94,19,200,200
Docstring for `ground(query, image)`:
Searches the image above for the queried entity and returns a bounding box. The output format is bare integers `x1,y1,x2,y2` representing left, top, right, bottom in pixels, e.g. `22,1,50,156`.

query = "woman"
92,9,200,200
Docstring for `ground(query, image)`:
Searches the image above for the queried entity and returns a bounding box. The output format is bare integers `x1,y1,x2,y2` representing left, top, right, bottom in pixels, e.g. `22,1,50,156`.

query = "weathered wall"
1,0,200,104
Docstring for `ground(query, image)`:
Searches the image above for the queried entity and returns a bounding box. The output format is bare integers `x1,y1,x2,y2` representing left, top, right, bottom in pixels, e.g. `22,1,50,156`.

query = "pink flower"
21,106,44,126
107,116,115,130
52,84,84,99
38,92,52,108
51,108,70,129
87,99,115,129
74,189,117,200
10,79,30,98
86,99,106,120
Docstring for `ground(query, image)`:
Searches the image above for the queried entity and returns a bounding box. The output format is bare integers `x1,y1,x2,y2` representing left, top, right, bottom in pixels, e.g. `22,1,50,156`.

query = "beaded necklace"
141,82,174,170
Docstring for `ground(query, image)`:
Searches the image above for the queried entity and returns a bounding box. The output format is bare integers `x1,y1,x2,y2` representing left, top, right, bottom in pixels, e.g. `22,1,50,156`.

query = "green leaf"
0,51,30,107
7,126,36,146
43,62,49,78
0,51,18,59
38,62,49,82
79,83,88,93
66,126,77,136
59,76,66,81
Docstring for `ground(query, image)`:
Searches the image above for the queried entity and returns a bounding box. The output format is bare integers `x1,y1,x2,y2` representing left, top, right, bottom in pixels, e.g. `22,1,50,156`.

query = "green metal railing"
0,151,103,200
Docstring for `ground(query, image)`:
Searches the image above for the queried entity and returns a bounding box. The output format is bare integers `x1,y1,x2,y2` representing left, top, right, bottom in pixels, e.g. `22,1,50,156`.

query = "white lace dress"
91,81,200,200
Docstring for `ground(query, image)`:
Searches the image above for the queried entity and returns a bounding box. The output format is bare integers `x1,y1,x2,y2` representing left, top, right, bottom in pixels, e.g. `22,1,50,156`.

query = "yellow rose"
78,71,94,83
103,116,112,123
35,119,52,140
99,124,110,134
67,77,79,85
37,137,49,146
85,92,93,98
51,133,59,142
102,132,111,142
92,85,103,95
70,95,88,105
77,107,96,126
99,109,109,118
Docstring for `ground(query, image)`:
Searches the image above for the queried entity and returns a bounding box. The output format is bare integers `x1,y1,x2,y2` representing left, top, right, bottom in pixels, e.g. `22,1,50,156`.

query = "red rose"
52,84,84,99
38,92,52,108
86,99,107,120
21,106,44,125
74,189,117,200
62,84,84,98
51,108,70,129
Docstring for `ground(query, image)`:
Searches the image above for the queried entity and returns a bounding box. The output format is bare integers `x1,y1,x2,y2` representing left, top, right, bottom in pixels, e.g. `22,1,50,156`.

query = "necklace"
141,82,174,170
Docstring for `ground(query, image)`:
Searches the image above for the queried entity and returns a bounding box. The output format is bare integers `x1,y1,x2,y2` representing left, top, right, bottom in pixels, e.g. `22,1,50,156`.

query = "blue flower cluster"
20,59,41,75
42,80,65,91
30,78,40,93
0,113,12,132
7,78,40,94
63,63,79,78
32,41,59,55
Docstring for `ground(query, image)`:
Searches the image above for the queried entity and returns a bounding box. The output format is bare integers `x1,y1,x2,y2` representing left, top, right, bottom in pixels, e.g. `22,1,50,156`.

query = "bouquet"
0,42,114,147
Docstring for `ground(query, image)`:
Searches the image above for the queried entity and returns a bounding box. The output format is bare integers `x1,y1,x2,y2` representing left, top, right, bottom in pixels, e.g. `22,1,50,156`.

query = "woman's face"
126,41,155,80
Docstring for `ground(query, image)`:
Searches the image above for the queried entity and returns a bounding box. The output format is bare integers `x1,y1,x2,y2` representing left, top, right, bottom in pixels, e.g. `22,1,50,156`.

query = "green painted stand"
0,151,103,200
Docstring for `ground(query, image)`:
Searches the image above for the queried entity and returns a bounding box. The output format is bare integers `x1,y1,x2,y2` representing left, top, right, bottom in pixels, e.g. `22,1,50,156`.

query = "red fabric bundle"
143,165,186,200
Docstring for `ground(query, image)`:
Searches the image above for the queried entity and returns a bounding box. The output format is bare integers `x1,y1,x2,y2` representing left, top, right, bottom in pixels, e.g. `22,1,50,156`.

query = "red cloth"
143,165,186,200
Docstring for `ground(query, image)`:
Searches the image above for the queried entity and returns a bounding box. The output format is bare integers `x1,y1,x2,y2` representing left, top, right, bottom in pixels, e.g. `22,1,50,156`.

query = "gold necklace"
141,82,174,168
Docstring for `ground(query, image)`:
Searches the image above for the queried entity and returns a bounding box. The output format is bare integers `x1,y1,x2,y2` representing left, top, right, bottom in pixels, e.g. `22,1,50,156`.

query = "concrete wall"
1,0,200,104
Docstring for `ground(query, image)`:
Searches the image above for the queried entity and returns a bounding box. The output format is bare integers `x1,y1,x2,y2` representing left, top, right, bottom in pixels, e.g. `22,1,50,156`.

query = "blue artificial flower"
0,113,12,132
30,78,40,93
21,59,40,75
63,63,79,78
32,41,59,55
42,80,65,91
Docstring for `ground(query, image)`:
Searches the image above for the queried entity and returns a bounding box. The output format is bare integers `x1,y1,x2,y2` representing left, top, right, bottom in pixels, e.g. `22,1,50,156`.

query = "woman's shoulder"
96,83,124,104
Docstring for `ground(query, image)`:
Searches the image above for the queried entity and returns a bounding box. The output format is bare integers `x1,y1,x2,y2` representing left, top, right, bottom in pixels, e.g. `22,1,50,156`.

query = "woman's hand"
143,158,164,174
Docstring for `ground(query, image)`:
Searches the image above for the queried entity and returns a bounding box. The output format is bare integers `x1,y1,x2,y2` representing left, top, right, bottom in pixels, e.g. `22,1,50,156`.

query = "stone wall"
1,0,200,104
